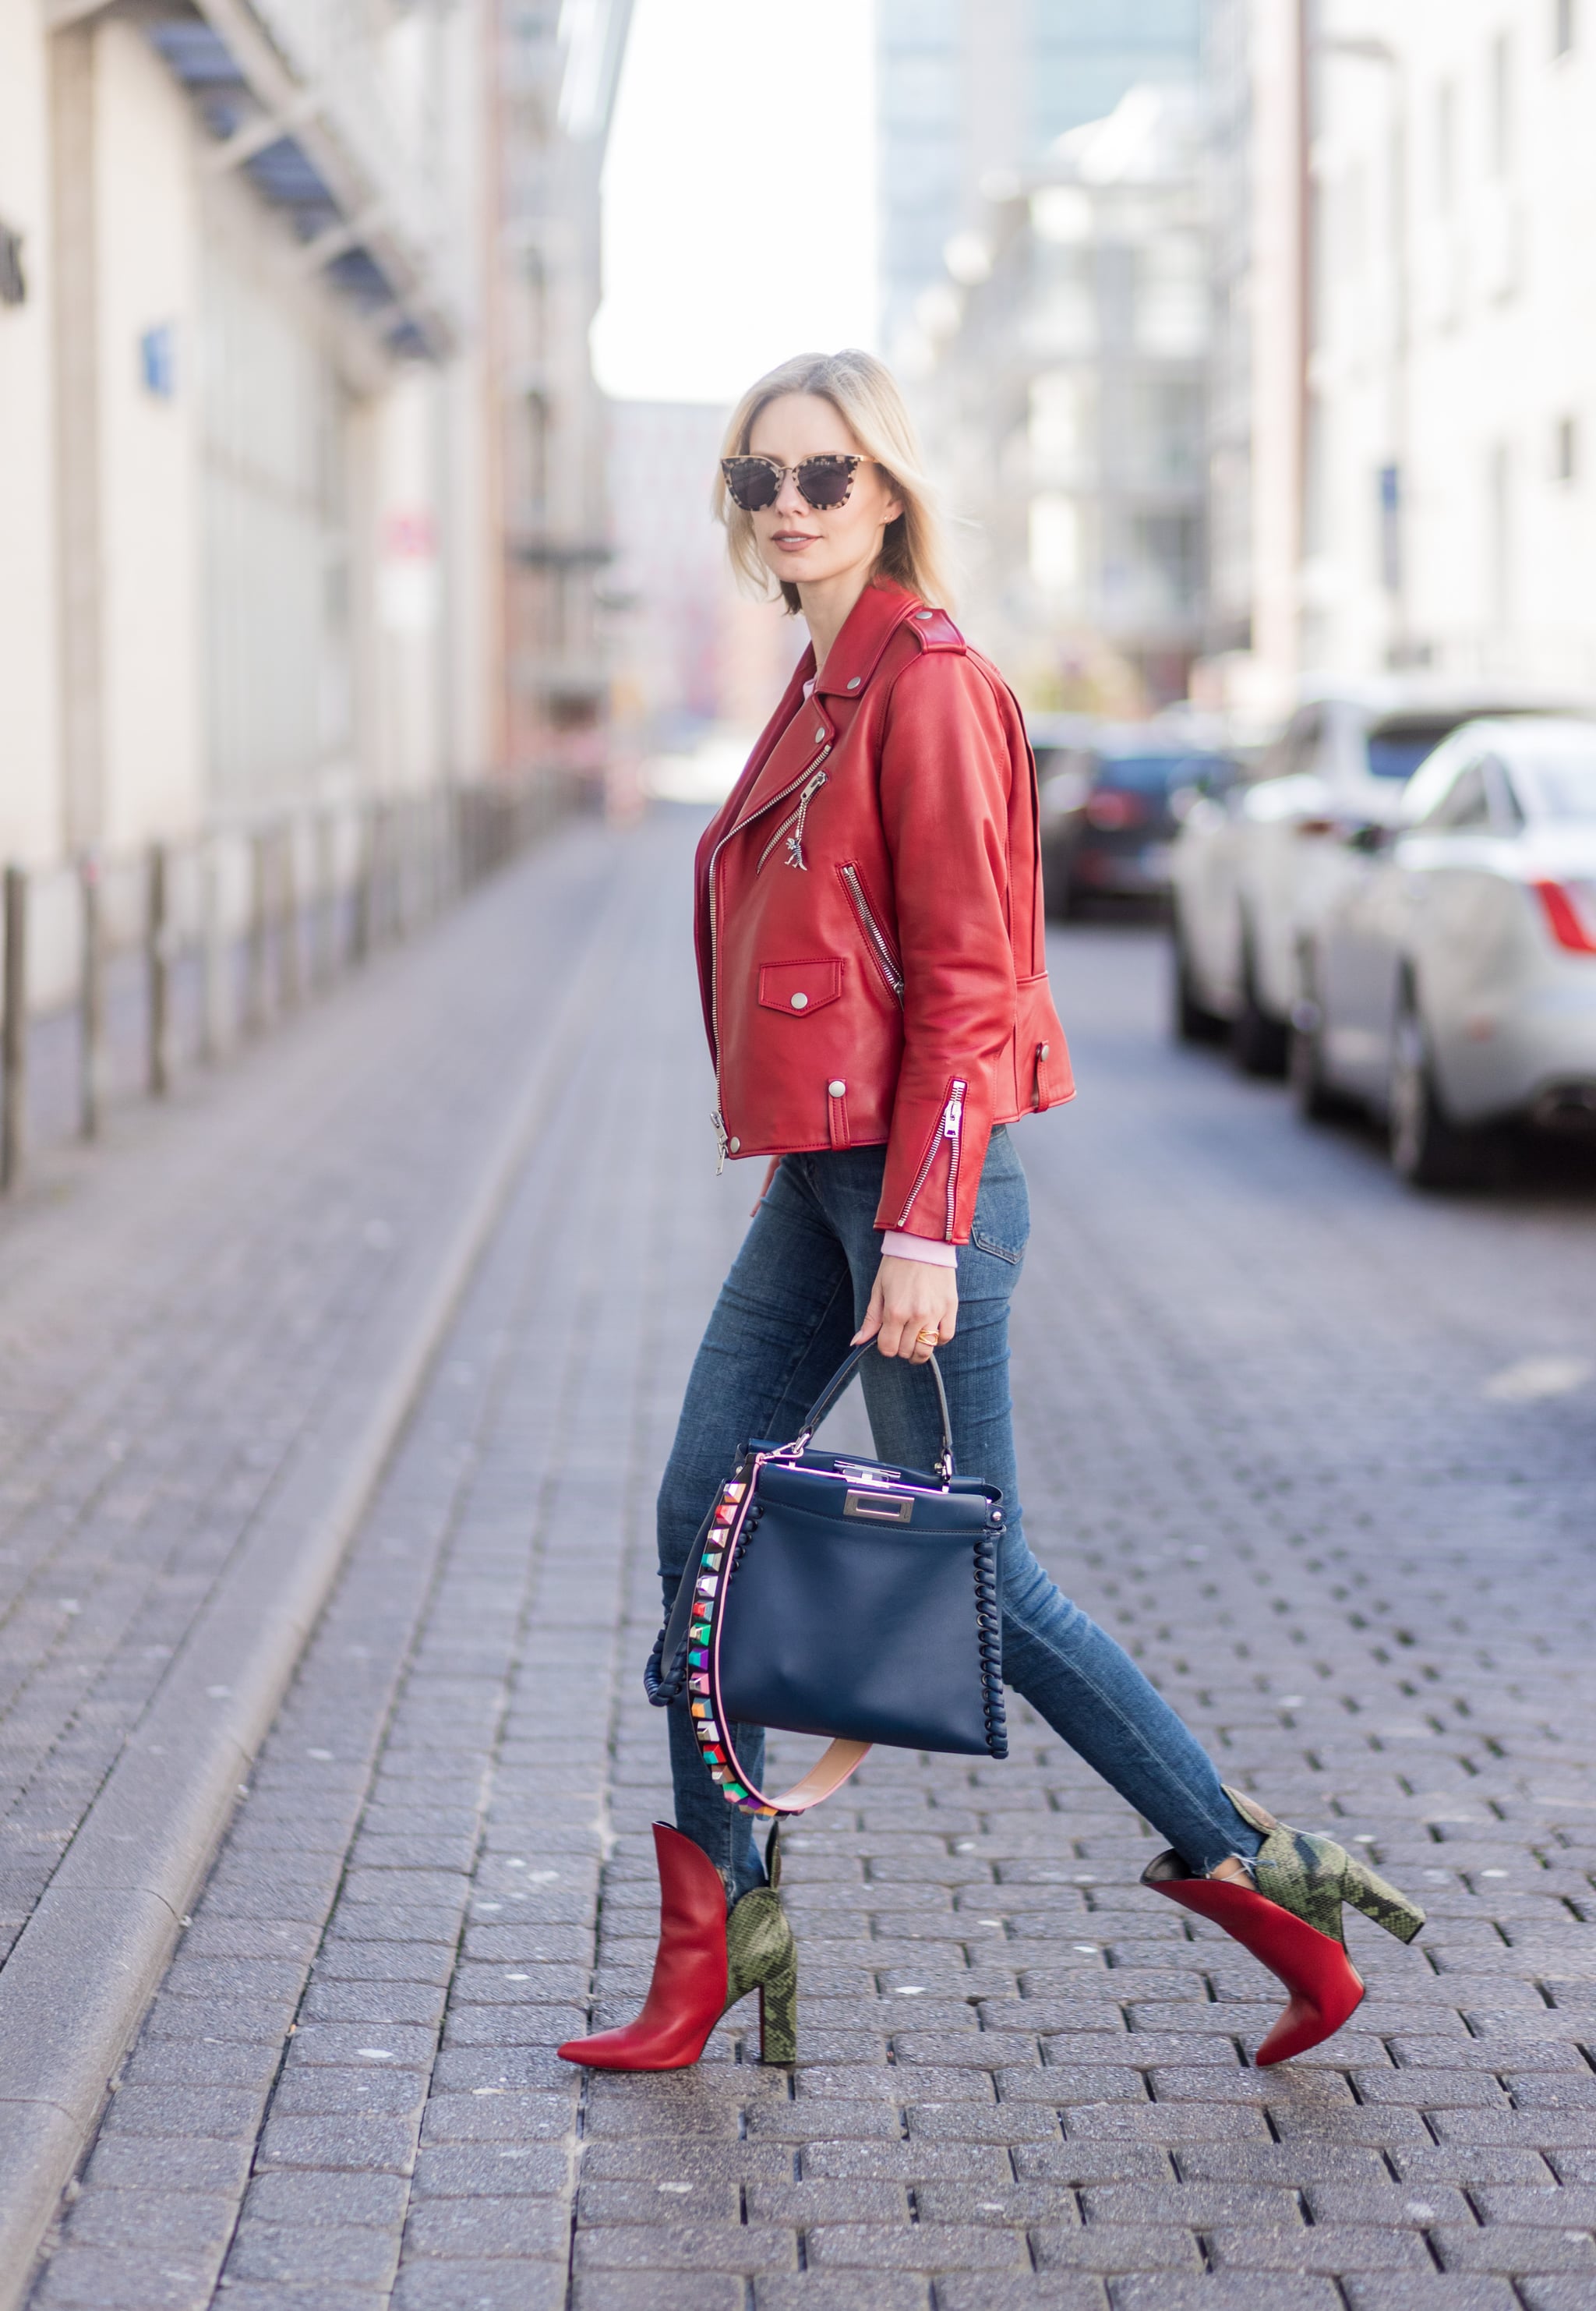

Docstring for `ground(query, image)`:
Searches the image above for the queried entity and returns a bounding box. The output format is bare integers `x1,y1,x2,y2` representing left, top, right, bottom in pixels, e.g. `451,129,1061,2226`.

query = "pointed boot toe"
559,1822,728,2072
1142,1850,1365,2066
558,1822,800,2072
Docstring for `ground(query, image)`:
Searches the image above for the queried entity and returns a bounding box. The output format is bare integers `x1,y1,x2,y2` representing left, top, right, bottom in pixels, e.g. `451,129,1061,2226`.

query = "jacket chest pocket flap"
758,958,844,1016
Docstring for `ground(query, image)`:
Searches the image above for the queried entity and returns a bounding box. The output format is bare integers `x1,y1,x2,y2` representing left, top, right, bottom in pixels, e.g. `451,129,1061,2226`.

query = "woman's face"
743,392,904,595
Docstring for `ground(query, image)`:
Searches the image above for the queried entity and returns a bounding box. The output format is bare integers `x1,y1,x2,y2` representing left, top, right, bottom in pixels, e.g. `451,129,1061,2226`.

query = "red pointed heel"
559,1822,729,2072
1142,1852,1366,2065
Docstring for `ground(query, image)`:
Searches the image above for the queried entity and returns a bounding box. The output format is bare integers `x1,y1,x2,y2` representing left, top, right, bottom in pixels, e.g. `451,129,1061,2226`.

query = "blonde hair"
714,348,954,615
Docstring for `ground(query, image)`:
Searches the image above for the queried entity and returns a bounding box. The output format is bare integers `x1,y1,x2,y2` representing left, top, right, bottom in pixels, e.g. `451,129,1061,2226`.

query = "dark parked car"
1036,729,1240,919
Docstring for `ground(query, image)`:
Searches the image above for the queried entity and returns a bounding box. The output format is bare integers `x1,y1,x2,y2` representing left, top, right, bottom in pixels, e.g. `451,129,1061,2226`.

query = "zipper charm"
711,1110,729,1174
941,1080,966,1239
785,769,828,870
757,760,830,873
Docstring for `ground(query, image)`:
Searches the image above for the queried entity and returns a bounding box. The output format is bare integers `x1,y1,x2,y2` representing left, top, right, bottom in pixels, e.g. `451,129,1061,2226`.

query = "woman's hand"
853,1256,959,1362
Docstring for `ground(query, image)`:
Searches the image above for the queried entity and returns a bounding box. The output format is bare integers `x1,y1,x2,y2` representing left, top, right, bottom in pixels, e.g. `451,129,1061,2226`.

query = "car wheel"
1171,917,1225,1044
1387,1000,1482,1188
1231,936,1290,1076
1288,956,1354,1121
1288,1006,1347,1121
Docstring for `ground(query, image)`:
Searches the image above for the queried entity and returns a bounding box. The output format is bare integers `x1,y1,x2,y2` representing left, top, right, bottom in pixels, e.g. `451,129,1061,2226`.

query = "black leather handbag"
646,1343,1008,1818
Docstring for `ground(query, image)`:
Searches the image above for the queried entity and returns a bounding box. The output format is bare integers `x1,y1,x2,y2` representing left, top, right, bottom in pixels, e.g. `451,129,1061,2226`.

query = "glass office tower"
878,0,1202,356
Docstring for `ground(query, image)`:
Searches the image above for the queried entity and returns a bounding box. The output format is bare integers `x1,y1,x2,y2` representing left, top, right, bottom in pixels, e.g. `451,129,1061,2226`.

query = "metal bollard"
351,802,373,964
245,829,270,1032
278,821,301,1011
313,811,336,988
79,853,106,1139
147,844,172,1097
200,834,228,1064
2,865,27,1193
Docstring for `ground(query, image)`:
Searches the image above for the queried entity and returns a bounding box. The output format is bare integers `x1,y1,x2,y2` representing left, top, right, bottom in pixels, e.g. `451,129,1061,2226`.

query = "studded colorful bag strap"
683,1456,871,1818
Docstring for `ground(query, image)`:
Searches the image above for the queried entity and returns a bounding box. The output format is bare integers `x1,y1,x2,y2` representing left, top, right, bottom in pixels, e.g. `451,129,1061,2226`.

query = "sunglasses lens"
722,458,778,512
798,458,854,509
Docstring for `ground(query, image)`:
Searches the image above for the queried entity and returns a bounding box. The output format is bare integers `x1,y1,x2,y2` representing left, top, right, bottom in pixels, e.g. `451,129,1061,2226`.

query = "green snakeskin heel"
724,1825,797,2063
1225,1786,1426,1947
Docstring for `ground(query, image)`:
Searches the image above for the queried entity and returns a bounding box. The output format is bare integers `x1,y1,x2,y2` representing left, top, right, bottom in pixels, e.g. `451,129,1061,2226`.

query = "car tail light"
1534,880,1596,954
1083,789,1149,832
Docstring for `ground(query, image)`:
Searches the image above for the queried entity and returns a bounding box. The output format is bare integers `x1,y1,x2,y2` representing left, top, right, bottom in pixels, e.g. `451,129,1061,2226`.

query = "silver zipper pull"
711,1110,729,1174
941,1080,966,1239
784,761,830,871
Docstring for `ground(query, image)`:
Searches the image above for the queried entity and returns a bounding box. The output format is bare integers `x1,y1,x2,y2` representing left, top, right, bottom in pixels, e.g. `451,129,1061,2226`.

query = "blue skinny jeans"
656,1130,1262,1900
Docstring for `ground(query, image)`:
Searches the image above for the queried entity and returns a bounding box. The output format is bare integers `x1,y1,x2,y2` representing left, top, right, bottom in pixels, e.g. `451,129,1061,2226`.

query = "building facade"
1202,0,1596,709
878,0,1202,369
0,0,630,876
1301,0,1596,693
917,86,1210,710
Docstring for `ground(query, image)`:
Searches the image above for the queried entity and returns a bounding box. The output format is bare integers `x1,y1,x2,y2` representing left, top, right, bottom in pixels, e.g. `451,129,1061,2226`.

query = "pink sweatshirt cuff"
881,1229,958,1268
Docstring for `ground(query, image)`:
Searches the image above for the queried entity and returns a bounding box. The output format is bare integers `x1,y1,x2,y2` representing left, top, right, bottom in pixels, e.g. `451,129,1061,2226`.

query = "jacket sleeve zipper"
840,864,905,1003
895,1076,968,1236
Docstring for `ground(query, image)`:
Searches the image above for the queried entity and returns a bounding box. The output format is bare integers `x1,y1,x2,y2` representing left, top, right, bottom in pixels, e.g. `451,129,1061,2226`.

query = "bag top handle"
787,1341,955,1482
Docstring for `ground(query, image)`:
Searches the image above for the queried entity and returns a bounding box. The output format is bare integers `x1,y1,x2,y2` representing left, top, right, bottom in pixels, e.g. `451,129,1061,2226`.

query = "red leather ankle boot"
1142,1853,1366,2065
559,1822,730,2072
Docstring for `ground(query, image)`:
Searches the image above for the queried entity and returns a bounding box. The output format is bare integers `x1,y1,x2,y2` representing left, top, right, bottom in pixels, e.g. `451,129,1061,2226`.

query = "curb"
0,859,626,2308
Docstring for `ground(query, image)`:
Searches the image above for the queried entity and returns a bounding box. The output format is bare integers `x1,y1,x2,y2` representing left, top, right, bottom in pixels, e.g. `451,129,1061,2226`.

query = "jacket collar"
809,578,927,700
715,581,928,843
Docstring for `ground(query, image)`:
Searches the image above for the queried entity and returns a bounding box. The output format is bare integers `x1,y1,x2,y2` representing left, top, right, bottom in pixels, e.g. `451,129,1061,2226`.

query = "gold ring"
916,1327,939,1346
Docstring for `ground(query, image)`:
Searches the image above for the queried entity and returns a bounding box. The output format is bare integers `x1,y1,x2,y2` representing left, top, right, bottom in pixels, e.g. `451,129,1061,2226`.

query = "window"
1555,414,1579,482
1486,758,1527,829
1555,0,1577,57
1419,761,1492,830
1274,705,1323,779
1435,80,1457,207
1489,32,1513,175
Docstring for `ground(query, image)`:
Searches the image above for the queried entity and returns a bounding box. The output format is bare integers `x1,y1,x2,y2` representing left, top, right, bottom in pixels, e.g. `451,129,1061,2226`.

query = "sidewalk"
13,806,1596,2309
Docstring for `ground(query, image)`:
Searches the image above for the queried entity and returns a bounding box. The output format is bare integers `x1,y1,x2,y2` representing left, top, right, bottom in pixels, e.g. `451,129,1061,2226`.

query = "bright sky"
591,0,878,405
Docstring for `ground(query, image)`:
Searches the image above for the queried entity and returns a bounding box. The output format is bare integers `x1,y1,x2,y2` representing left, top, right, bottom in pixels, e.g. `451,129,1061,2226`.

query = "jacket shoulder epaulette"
906,606,966,654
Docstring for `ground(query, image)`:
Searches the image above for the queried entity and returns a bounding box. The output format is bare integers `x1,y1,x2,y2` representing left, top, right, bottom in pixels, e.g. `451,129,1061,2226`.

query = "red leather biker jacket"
694,578,1074,1244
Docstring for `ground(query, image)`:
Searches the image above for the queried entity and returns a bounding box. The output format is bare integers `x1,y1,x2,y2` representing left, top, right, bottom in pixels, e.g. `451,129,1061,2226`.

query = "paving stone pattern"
21,807,1596,2311
0,823,620,1965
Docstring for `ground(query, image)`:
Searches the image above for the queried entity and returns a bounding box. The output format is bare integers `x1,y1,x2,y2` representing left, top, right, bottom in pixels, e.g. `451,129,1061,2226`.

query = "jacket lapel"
724,583,924,836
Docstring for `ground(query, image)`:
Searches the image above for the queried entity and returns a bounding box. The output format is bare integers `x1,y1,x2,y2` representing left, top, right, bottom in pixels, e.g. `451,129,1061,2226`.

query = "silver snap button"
916,610,934,620
813,727,825,742
789,992,808,1010
846,676,860,689
1040,1043,1050,1059
828,1080,846,1097
729,1136,740,1152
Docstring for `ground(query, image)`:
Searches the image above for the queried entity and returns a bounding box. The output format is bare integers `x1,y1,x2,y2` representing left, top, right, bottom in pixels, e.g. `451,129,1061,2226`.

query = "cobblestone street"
12,806,1596,2311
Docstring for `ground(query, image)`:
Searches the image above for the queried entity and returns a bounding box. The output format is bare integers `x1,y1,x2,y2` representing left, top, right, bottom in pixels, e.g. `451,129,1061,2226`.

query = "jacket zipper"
941,1079,966,1238
756,763,829,873
840,863,904,1003
895,1077,967,1236
705,737,833,1157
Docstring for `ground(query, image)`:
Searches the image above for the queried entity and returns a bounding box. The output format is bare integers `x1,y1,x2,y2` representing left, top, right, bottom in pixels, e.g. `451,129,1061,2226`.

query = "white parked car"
1290,717,1596,1183
1170,688,1552,1072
